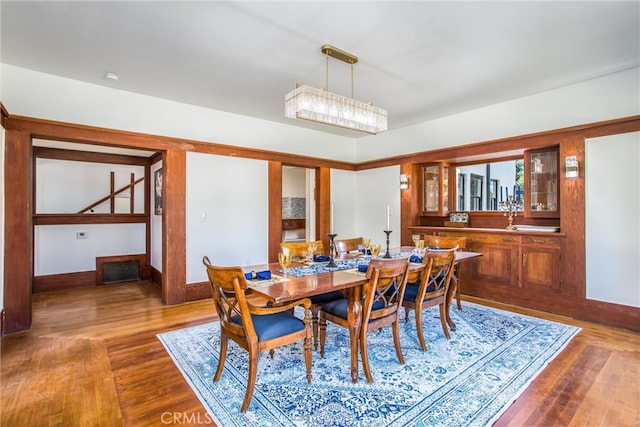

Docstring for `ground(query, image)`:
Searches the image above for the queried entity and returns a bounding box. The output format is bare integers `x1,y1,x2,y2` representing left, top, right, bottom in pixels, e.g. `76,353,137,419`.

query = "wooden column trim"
162,149,186,305
317,167,331,253
400,162,416,246
3,130,32,333
268,161,283,264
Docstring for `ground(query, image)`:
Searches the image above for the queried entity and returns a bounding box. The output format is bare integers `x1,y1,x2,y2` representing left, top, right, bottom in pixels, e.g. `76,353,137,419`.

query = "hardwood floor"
1,281,638,426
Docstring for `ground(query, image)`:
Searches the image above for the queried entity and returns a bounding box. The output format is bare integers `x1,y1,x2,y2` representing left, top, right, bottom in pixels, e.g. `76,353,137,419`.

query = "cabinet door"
469,240,519,287
521,243,561,291
525,147,559,218
422,163,449,216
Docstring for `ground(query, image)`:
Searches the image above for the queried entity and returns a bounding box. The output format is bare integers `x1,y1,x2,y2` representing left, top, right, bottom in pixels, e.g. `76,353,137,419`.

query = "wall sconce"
565,155,579,178
400,174,409,189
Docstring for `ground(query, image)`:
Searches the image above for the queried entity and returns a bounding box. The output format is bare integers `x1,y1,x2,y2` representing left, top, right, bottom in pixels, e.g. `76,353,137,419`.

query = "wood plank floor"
1,281,638,426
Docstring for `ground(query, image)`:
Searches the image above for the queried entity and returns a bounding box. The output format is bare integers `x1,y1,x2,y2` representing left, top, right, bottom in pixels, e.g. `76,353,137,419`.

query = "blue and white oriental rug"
158,302,579,426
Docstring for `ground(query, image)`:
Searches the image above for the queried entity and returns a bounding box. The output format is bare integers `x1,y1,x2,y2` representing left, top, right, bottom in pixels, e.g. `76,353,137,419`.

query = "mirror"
455,159,523,211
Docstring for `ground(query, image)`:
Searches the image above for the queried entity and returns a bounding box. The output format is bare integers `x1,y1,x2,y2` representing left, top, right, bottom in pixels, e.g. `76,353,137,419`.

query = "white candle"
330,204,334,234
386,204,390,230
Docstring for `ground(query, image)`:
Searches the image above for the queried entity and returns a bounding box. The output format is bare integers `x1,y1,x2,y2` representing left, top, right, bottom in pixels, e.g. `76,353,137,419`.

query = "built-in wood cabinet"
525,147,559,218
411,226,564,310
461,233,519,288
521,235,561,291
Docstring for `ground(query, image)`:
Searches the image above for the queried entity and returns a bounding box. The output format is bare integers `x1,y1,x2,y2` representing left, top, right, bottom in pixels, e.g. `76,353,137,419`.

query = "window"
470,174,484,210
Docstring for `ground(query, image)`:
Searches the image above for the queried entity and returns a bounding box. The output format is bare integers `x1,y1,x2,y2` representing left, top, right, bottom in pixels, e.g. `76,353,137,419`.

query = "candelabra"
383,230,392,258
498,196,523,230
327,233,338,267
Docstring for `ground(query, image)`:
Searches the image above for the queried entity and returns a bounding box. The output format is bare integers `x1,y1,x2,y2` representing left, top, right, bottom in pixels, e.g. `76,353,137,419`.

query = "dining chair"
202,256,313,412
402,247,457,351
319,257,410,383
421,235,467,310
335,237,364,255
279,240,342,351
280,240,324,260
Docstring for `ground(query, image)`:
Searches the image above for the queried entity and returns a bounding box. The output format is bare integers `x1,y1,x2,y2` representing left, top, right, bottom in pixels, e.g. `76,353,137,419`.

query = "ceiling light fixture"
285,45,387,135
105,72,119,81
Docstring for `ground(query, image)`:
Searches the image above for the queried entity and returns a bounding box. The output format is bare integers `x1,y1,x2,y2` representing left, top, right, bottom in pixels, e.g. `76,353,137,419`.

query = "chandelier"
285,45,387,135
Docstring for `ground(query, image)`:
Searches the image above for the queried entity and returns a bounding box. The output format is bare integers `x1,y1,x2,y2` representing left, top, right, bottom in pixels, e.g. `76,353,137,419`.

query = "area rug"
157,302,579,426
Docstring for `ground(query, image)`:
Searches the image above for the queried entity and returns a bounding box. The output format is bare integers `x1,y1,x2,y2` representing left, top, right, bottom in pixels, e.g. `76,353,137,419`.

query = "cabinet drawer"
468,233,520,244
522,235,561,247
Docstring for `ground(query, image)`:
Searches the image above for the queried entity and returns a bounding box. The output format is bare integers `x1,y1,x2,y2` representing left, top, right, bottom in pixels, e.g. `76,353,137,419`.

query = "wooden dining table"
245,247,481,383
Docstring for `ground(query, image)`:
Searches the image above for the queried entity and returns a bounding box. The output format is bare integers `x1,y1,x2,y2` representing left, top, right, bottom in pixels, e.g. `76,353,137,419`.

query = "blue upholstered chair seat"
309,291,343,305
404,283,438,303
321,298,385,320
231,312,305,341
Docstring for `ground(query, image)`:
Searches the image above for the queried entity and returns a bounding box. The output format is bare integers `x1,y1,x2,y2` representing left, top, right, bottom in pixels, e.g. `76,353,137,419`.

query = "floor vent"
96,254,146,285
103,260,141,284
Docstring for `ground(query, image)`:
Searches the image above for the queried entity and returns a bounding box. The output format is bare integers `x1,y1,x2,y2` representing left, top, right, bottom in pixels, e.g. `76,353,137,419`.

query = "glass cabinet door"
422,163,449,215
526,148,559,217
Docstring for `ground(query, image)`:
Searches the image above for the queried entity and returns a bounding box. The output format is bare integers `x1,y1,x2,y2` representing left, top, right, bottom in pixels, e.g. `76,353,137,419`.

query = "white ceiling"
2,1,639,140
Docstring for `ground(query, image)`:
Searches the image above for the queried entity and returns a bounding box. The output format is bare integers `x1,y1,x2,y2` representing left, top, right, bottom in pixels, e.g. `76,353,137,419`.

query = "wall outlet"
76,231,87,239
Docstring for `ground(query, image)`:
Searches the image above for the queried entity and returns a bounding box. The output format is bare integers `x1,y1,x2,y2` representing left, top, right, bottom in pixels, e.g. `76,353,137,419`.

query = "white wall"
330,166,401,249
35,224,146,275
359,67,640,162
282,167,306,197
2,62,639,297
0,115,4,311
1,64,358,162
33,158,147,275
354,166,401,249
585,132,640,307
186,152,269,284
36,159,145,213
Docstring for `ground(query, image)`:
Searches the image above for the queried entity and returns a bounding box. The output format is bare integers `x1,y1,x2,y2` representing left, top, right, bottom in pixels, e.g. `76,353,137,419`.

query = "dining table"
244,246,482,383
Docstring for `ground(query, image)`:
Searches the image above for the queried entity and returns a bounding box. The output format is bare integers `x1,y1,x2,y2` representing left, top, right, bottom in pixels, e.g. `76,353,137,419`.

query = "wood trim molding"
33,271,96,293
186,282,212,302
162,149,186,305
34,214,148,225
33,146,151,165
268,161,283,264
3,130,32,333
355,115,640,170
6,115,356,171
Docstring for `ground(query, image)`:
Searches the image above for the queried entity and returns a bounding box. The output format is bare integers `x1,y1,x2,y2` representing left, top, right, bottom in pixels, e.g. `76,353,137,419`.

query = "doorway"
282,166,316,243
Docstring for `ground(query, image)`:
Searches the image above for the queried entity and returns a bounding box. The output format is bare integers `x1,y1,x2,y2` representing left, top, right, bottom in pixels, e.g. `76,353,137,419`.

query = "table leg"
346,286,362,383
446,274,458,331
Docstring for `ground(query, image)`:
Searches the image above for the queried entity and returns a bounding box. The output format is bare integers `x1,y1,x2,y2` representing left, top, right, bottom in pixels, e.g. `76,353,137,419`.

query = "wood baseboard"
186,281,212,302
33,271,96,293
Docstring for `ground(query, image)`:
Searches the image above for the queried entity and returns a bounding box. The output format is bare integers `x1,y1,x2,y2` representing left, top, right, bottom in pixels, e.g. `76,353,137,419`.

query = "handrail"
77,177,145,214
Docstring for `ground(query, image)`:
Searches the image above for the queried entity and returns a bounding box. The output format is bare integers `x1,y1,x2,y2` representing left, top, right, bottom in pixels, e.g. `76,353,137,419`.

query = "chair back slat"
280,241,324,259
362,258,410,324
421,247,457,297
335,237,364,254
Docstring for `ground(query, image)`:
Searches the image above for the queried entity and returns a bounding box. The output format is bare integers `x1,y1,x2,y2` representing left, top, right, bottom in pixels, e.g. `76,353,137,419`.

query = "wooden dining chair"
335,237,364,255
402,247,457,351
421,235,467,310
202,256,313,412
319,257,410,383
279,240,341,350
280,240,324,260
